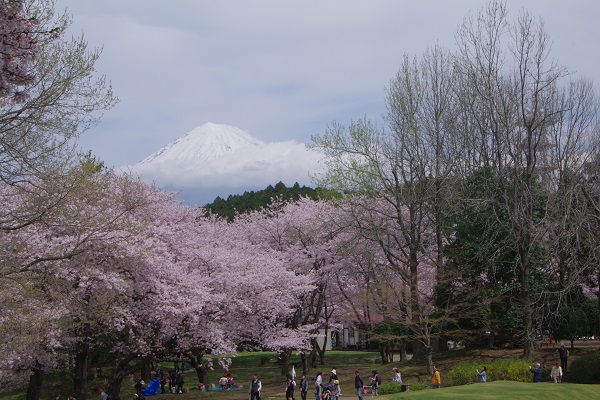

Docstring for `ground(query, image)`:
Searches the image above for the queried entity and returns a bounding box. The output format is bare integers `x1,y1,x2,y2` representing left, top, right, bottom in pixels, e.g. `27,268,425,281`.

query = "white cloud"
126,140,325,189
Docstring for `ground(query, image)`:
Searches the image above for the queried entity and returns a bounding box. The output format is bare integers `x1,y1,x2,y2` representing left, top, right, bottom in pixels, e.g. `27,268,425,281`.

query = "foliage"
203,181,338,221
445,359,531,386
409,382,430,391
0,0,59,104
378,381,403,394
566,353,600,384
554,307,591,342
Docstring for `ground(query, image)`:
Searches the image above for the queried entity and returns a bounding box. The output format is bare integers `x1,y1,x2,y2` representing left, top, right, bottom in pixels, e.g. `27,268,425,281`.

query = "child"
332,380,341,400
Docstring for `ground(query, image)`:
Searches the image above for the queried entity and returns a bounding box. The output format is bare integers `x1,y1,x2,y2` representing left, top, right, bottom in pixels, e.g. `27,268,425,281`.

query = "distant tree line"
203,181,338,221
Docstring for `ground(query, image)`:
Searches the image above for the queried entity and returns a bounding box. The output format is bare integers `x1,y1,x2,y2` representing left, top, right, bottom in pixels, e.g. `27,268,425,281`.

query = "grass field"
2,347,599,400
386,380,599,400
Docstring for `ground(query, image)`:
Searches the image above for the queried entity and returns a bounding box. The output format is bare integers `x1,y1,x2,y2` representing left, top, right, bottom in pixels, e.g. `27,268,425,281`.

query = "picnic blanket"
142,379,161,396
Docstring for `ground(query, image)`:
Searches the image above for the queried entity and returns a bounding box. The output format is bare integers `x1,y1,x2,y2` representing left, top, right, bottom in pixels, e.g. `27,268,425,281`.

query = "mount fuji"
140,122,266,164
127,122,325,205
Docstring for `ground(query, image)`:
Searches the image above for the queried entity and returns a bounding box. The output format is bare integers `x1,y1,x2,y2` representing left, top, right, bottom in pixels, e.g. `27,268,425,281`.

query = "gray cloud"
54,0,600,174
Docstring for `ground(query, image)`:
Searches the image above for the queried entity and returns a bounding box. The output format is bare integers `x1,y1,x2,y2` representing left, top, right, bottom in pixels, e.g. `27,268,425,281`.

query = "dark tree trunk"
311,338,325,366
25,363,44,400
300,352,308,376
73,342,91,400
309,347,317,369
279,350,291,376
411,340,425,360
399,342,407,361
107,373,126,400
140,362,151,381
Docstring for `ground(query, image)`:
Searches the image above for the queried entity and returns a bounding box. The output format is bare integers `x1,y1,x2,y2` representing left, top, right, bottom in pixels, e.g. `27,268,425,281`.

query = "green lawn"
387,380,599,400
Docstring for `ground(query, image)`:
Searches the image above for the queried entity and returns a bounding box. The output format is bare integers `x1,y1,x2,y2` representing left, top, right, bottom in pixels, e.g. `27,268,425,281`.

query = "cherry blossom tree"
0,0,46,104
1,167,323,399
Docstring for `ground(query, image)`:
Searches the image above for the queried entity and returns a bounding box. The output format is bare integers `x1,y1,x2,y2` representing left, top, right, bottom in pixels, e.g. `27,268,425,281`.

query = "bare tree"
312,43,458,373
454,0,599,357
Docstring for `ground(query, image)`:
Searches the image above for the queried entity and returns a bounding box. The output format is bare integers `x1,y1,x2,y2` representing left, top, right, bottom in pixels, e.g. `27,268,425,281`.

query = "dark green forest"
203,181,338,221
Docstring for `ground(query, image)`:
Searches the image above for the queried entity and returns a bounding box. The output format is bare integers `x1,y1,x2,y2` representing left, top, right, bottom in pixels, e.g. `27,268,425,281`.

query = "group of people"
310,369,341,400
530,343,570,383
218,372,235,390
127,342,571,400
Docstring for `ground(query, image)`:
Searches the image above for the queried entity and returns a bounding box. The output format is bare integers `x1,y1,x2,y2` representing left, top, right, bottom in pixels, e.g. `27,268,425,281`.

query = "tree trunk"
188,353,209,384
311,338,325,366
279,350,291,376
425,347,434,376
73,342,91,400
520,249,535,359
107,373,125,400
300,352,308,375
25,363,44,400
140,362,151,381
399,342,407,361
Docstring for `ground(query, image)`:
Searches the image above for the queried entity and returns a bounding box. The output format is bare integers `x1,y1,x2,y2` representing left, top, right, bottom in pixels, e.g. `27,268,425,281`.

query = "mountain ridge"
140,122,266,164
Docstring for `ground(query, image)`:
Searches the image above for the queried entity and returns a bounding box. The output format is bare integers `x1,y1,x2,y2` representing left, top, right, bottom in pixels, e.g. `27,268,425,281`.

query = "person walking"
332,380,341,400
169,370,176,393
392,368,402,384
529,363,542,383
175,372,184,394
314,371,323,400
249,374,262,400
329,369,338,384
431,365,441,389
354,370,364,400
476,366,487,382
286,374,296,400
369,371,381,396
300,374,309,400
550,362,563,383
557,343,569,373
160,371,167,394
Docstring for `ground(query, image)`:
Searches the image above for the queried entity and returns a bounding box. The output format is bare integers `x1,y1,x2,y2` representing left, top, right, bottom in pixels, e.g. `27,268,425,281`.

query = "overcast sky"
54,0,600,171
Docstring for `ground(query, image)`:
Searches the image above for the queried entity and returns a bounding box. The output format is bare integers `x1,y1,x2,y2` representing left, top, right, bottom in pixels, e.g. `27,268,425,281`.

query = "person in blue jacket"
476,366,487,382
529,363,542,383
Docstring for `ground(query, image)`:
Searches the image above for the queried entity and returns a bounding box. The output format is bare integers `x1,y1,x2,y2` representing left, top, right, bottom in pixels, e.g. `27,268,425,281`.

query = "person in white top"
392,368,402,384
550,362,563,383
315,371,323,400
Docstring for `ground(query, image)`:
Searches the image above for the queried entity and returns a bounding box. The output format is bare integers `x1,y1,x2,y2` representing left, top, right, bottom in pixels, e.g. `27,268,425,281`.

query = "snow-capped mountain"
140,122,266,164
127,122,325,205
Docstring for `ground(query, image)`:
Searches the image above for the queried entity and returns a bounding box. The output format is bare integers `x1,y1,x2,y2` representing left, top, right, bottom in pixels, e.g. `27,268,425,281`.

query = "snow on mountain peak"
140,122,266,164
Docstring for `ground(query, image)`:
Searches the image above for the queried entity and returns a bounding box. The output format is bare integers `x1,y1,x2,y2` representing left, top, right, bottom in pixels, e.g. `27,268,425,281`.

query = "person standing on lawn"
431,365,441,389
250,374,262,400
557,343,569,373
354,370,364,400
476,366,487,382
314,371,323,400
551,362,563,383
300,374,309,400
529,363,542,383
286,374,296,400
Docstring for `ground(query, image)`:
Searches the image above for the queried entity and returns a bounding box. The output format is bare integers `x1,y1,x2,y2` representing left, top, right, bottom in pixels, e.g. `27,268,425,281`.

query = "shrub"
489,358,532,383
445,361,481,386
378,382,403,395
410,382,430,391
445,358,532,386
566,353,600,383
